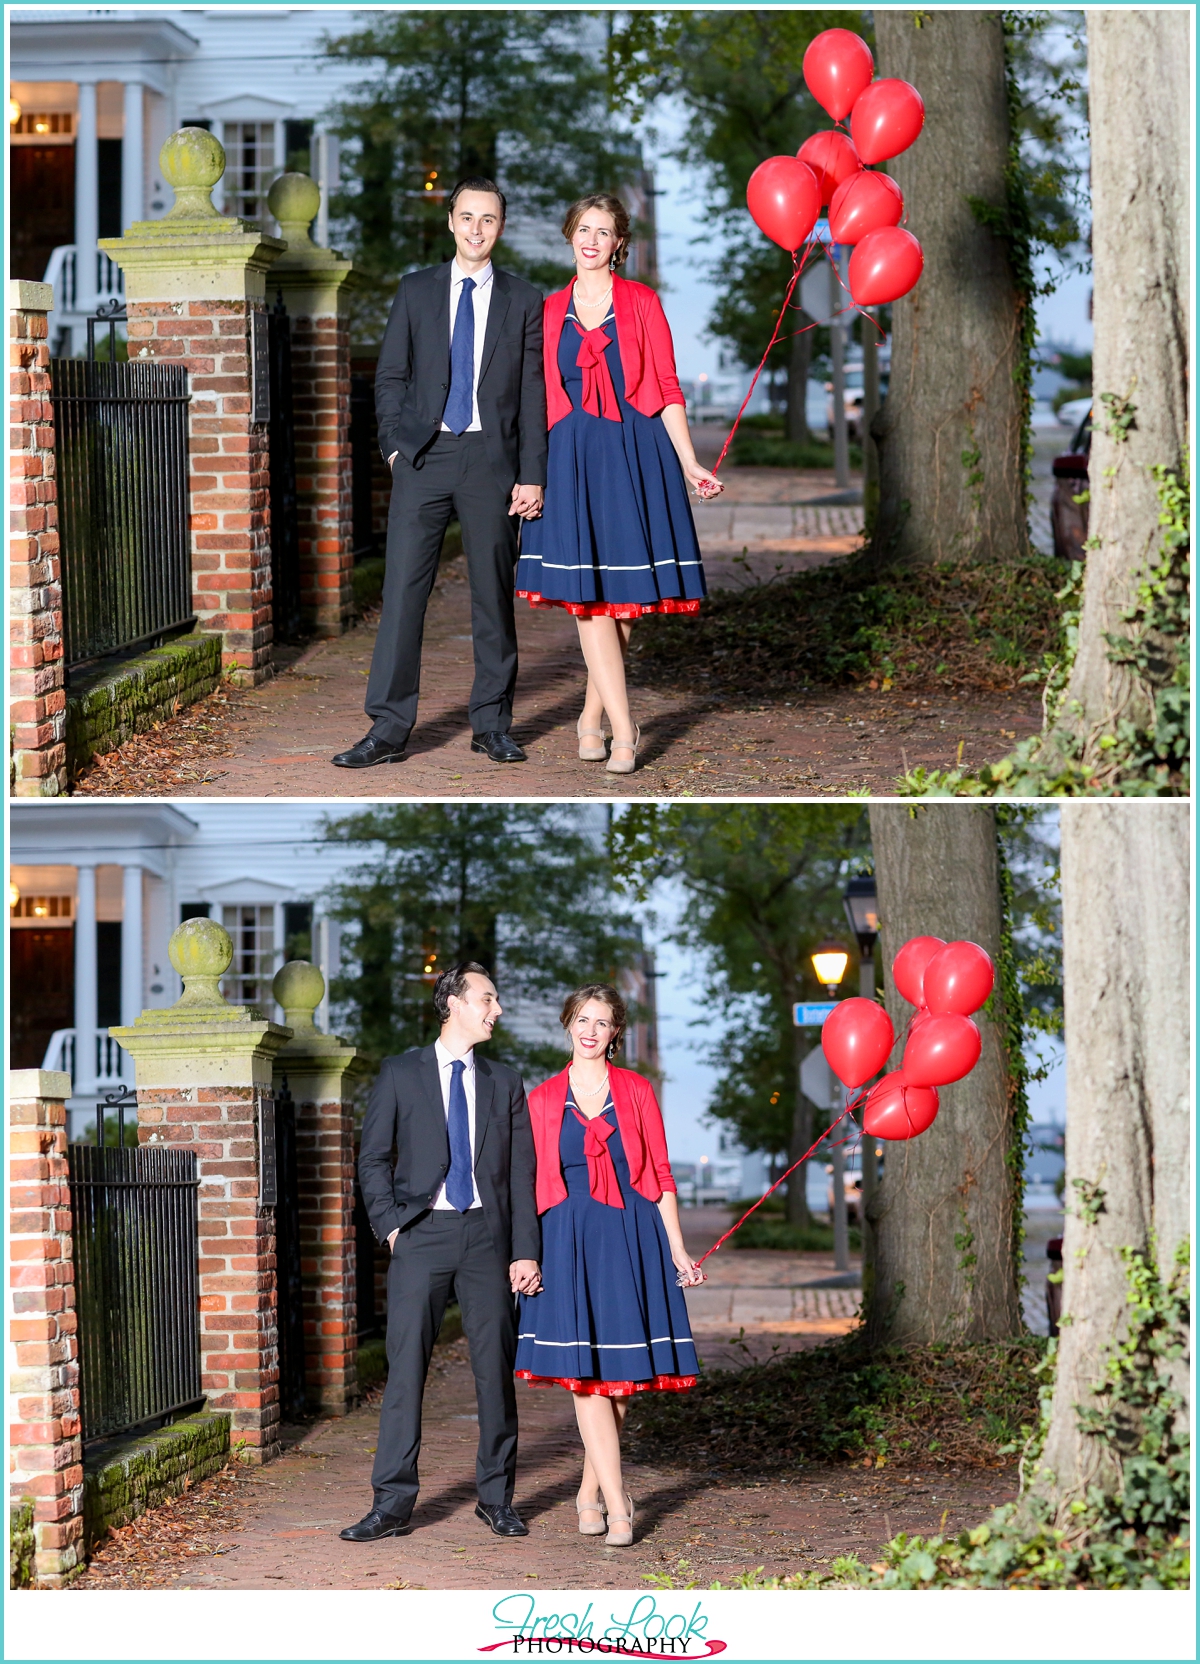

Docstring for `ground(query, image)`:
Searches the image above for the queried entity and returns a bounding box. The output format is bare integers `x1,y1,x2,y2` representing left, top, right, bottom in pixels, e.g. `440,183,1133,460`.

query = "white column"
73,865,98,1096
74,81,99,315
121,865,144,1028
121,81,144,229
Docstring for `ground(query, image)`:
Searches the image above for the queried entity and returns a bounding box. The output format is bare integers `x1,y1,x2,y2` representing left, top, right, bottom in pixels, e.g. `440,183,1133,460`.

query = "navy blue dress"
515,308,707,618
515,1091,698,1396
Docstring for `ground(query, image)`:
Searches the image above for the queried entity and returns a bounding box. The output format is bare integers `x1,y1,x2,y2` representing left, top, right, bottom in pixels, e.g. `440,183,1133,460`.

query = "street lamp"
843,874,879,962
843,873,882,1263
9,98,21,128
811,940,850,996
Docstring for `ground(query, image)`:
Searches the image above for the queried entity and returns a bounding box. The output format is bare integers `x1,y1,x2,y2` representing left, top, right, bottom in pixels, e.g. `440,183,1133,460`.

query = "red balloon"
850,77,926,165
829,169,904,244
822,997,895,1090
848,226,924,305
924,940,996,1017
903,1014,981,1088
746,156,821,251
891,936,946,1008
862,1070,940,1140
797,130,862,208
803,29,875,122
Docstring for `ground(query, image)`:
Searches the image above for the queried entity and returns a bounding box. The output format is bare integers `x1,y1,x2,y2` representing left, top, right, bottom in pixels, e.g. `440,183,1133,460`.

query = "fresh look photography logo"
480,1596,727,1658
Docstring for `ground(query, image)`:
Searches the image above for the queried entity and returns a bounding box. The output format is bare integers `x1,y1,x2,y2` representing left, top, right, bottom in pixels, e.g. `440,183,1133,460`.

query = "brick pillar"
9,281,67,796
101,128,284,686
266,173,357,638
7,1069,83,1586
110,919,290,1463
272,961,360,1415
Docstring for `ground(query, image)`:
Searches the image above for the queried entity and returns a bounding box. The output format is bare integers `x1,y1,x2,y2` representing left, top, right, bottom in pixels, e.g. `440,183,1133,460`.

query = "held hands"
509,484,544,519
510,1258,542,1295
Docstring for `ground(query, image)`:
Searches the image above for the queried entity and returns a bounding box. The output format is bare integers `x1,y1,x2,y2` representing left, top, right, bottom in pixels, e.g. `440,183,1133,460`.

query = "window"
283,901,313,964
11,894,73,920
221,904,276,1007
12,111,73,136
179,902,211,922
284,119,314,175
222,122,277,224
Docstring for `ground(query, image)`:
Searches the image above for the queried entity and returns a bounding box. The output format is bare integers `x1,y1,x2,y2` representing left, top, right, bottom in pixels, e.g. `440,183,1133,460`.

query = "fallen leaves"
71,686,249,796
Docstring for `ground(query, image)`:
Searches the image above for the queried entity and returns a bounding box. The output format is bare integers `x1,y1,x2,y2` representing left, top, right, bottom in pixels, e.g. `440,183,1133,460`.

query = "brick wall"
126,298,273,686
294,1090,357,1412
137,1084,280,1462
9,287,67,796
293,313,353,637
7,1070,83,1586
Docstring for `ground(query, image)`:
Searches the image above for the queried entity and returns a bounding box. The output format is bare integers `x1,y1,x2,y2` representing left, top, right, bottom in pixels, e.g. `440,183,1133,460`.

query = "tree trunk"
786,1018,812,1228
1059,11,1189,754
865,804,1023,1346
870,11,1028,567
786,312,812,444
1030,803,1190,1518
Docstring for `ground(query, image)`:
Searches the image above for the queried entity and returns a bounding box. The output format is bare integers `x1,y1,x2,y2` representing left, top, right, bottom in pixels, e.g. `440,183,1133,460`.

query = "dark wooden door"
10,147,75,281
10,928,74,1068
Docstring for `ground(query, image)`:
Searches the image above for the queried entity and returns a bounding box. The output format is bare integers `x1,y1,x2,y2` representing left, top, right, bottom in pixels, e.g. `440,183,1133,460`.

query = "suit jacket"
375,262,548,490
358,1045,541,1266
543,272,687,430
527,1064,678,1214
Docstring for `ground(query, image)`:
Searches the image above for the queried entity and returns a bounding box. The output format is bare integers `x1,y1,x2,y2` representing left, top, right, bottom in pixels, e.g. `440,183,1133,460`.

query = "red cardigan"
528,1065,677,1213
544,272,687,430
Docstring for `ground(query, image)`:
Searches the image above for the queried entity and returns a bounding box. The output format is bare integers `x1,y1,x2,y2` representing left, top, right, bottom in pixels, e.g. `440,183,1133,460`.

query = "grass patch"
624,1334,1046,1475
729,1215,862,1253
628,550,1066,698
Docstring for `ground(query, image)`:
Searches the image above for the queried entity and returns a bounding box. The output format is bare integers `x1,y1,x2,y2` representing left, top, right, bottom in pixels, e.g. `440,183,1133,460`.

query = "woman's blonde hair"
560,982,627,1059
561,193,631,271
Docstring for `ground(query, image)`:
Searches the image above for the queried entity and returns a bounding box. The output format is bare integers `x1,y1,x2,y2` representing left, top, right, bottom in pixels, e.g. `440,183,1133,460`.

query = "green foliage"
729,431,862,470
624,1332,1046,1474
900,457,1190,797
700,1242,1191,1590
992,812,1035,1274
323,12,639,334
729,1214,861,1254
325,804,641,1078
611,805,865,1169
629,550,1066,699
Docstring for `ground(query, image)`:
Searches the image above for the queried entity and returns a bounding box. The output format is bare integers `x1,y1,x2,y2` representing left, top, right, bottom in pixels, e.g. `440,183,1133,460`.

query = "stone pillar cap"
273,960,357,1060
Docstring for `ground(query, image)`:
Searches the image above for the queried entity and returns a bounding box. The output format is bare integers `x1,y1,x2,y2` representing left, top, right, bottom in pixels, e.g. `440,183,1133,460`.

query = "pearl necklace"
569,1067,610,1098
573,282,613,312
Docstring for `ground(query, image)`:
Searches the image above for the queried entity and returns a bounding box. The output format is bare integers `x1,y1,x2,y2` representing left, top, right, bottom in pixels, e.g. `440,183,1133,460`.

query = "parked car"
1050,405,1092,561
825,1145,884,1224
824,364,890,440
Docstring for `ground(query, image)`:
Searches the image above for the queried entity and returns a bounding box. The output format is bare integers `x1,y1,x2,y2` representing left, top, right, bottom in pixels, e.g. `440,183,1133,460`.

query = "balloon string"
692,1087,869,1267
708,244,818,478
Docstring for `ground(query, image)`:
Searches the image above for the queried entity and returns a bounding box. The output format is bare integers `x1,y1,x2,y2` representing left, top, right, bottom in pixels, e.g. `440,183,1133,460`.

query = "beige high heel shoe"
577,718,607,762
576,1495,607,1536
605,725,641,775
604,1494,635,1547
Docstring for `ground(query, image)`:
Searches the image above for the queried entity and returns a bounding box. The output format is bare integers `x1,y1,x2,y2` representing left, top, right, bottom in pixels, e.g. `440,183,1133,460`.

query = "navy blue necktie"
444,276,477,434
445,1058,474,1211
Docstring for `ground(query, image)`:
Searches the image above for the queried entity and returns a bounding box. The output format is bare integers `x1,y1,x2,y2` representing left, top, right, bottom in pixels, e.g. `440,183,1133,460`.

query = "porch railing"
41,1027,129,1089
42,244,125,317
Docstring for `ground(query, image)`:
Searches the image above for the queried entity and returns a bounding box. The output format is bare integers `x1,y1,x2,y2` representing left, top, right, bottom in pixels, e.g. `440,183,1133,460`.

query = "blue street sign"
793,1001,838,1027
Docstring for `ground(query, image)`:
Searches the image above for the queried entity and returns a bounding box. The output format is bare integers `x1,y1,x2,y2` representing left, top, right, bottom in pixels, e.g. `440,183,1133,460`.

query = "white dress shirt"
440,257,493,434
431,1038,482,1210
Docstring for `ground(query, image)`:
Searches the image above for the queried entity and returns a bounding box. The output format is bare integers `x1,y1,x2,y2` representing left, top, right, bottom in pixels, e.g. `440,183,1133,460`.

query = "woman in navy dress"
518,985,704,1546
515,195,723,774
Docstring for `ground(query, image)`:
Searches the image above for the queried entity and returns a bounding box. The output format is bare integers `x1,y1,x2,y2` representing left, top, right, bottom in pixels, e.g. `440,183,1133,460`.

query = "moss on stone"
82,1409,231,1552
66,631,222,774
9,1499,35,1589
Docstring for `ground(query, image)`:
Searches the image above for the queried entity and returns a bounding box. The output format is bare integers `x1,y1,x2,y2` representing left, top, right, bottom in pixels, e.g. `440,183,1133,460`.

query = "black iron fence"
274,1078,307,1419
68,1141,203,1443
50,356,193,669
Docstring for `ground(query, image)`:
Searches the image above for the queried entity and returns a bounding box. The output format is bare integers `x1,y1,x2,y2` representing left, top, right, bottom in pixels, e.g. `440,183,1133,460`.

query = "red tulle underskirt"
516,1370,697,1397
516,591,702,620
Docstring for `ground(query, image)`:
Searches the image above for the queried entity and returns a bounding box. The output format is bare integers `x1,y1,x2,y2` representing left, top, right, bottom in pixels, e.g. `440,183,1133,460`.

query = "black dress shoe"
331,733,408,769
475,1502,529,1537
470,731,527,763
339,1506,413,1542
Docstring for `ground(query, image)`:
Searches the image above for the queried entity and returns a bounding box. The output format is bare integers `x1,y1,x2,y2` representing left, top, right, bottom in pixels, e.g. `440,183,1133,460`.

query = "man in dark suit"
333,178,547,770
343,963,541,1542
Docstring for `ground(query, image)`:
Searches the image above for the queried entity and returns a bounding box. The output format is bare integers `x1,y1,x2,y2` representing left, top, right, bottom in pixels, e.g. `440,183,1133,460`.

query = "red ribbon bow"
570,1105,624,1208
574,326,621,422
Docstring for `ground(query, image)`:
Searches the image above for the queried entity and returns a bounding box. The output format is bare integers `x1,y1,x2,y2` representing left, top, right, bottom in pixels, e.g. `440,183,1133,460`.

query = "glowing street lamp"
9,97,21,127
810,940,850,996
